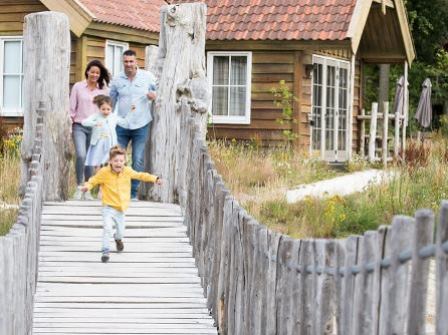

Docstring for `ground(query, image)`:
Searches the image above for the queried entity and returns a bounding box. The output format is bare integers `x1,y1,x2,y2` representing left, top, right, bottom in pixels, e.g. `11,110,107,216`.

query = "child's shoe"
73,188,83,200
101,251,110,263
115,239,124,252
84,190,94,201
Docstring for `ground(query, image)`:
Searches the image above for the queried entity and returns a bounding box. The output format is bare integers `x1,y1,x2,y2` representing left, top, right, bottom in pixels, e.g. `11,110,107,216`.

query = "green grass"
209,135,448,239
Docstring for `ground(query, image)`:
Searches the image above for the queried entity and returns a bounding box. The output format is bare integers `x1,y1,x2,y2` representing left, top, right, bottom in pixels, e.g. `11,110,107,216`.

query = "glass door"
311,56,350,162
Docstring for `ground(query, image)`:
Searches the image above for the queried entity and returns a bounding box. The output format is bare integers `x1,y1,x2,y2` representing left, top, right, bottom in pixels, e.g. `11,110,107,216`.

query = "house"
172,0,415,162
1,0,415,162
0,0,165,127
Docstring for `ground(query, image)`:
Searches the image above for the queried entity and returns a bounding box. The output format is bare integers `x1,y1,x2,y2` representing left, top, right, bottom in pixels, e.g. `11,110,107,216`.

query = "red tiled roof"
170,0,357,41
77,0,166,33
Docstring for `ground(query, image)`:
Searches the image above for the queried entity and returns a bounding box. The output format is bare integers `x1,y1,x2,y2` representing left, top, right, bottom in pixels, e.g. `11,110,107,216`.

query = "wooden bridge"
33,201,217,334
2,5,448,335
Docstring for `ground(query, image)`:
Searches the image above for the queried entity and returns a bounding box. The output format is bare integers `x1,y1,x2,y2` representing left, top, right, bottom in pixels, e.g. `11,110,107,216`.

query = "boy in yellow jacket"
81,145,162,262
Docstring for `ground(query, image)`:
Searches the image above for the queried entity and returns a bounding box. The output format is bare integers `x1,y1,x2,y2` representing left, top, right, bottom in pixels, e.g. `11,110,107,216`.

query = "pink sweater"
69,80,108,124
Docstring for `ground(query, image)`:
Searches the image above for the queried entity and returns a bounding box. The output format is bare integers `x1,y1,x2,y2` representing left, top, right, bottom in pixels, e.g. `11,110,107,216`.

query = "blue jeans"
116,123,150,198
72,123,94,185
102,206,125,253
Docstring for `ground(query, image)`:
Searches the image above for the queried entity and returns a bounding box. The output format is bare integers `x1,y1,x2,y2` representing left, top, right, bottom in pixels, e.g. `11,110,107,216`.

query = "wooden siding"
0,0,46,36
208,48,363,156
208,51,294,146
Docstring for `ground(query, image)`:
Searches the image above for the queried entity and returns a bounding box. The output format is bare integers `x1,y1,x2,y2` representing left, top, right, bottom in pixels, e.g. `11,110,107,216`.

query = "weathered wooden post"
20,12,71,201
140,45,160,199
148,3,209,203
368,102,378,162
382,101,389,167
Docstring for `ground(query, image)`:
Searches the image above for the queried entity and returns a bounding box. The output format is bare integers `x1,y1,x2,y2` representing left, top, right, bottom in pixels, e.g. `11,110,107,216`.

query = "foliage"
256,135,448,238
404,0,448,64
271,80,298,144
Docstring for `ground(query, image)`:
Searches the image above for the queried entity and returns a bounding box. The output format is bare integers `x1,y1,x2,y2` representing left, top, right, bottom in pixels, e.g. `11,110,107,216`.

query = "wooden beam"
40,0,92,37
84,22,159,45
206,39,352,52
373,0,395,8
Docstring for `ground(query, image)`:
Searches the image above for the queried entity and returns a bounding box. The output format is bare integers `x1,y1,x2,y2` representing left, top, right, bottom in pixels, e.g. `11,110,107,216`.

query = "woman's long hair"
84,59,110,89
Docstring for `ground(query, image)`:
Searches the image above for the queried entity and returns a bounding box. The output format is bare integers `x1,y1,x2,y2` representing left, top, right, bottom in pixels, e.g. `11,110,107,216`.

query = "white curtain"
212,55,247,117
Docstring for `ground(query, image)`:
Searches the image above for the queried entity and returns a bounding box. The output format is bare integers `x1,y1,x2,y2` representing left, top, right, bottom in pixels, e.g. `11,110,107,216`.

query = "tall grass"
0,151,21,236
209,136,448,239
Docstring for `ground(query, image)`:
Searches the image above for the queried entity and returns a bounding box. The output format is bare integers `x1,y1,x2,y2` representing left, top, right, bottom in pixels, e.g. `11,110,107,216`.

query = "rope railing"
182,119,448,335
0,103,46,335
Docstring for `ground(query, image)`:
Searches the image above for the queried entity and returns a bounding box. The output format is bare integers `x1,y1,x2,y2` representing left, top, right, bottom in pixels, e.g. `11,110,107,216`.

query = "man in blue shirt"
109,49,157,199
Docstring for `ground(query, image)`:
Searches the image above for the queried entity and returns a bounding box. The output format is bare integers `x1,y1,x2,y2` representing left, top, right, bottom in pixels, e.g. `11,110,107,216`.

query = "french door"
311,56,350,162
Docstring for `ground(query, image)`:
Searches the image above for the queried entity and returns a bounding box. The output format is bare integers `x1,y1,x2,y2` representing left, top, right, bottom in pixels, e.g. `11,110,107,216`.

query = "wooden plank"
436,201,448,333
336,236,359,335
378,216,414,334
406,210,434,333
33,329,217,334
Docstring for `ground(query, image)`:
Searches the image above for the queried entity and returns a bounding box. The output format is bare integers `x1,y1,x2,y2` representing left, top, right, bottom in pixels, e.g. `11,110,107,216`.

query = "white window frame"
207,51,252,124
105,40,129,77
310,54,352,161
0,36,24,117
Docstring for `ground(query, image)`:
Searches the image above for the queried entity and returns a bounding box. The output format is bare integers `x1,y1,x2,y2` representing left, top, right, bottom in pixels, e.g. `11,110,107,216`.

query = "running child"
81,145,162,262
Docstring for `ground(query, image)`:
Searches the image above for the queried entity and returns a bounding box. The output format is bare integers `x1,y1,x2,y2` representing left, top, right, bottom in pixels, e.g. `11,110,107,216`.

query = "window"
207,52,252,124
105,40,129,77
0,37,23,116
311,55,351,161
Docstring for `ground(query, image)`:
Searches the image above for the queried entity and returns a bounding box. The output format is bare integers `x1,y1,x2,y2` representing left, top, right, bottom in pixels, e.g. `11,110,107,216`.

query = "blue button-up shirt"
109,69,157,130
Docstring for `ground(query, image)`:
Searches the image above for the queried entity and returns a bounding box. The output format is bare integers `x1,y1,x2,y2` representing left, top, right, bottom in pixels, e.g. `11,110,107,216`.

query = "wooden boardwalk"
32,200,217,335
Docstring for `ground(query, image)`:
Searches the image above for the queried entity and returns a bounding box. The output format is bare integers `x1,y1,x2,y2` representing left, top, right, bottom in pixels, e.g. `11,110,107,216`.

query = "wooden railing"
182,121,448,335
0,104,45,335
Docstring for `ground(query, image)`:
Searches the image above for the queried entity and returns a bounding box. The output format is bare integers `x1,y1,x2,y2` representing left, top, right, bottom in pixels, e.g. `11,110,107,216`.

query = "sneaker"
84,190,94,201
101,252,110,263
115,239,124,252
73,188,83,200
131,197,139,202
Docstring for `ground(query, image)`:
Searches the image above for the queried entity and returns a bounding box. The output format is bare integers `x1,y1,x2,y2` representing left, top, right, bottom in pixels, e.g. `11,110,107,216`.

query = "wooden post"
382,101,389,167
407,210,434,334
140,45,159,199
436,201,448,334
394,103,401,159
359,109,366,157
149,3,209,203
144,45,159,74
378,64,390,116
347,53,356,161
368,102,378,162
21,12,71,201
402,61,408,159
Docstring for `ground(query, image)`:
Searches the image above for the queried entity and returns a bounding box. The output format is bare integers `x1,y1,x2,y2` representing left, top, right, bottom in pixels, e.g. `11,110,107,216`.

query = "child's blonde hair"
93,94,112,108
109,145,126,160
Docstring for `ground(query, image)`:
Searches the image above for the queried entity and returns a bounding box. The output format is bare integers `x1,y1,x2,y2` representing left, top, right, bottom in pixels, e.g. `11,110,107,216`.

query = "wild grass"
209,135,448,239
0,151,21,236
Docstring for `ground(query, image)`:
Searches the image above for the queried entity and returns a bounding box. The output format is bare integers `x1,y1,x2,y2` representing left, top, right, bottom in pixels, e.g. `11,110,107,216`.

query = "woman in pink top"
70,60,110,200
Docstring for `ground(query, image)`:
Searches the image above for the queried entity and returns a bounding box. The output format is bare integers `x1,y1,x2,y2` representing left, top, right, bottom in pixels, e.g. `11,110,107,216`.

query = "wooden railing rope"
0,103,45,335
181,119,448,334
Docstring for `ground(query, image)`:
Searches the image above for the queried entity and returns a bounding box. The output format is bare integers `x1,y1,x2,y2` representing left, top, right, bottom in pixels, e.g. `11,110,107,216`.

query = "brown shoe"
115,239,124,252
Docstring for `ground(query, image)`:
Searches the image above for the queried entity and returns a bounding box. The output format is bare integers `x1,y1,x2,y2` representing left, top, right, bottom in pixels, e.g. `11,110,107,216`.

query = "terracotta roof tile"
172,0,356,41
77,0,166,32
77,0,357,41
